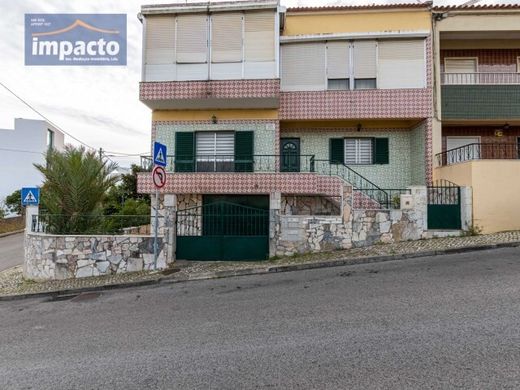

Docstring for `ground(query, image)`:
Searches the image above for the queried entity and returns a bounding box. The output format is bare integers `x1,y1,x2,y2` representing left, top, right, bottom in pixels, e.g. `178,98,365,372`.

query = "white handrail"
441,72,520,85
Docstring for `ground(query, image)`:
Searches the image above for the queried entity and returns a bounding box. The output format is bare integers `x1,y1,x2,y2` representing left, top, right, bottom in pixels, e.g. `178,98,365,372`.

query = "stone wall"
24,233,171,281
281,195,341,216
274,186,428,256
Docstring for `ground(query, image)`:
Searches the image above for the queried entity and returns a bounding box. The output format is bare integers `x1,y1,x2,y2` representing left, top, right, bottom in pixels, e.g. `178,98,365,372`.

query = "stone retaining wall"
24,233,171,281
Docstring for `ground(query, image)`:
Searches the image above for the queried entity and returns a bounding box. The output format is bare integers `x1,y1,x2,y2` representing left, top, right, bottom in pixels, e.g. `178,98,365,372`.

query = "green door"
281,138,300,172
427,186,462,230
176,195,269,261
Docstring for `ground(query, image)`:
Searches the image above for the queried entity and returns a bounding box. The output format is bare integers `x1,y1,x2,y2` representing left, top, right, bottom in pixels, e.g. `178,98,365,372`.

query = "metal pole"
153,188,159,270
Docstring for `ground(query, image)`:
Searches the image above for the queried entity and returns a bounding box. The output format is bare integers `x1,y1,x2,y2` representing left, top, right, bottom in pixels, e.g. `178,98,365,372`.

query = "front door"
281,138,300,172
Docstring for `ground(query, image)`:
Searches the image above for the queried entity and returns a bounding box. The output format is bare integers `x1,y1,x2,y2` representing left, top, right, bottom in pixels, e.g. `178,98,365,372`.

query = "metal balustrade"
436,143,520,166
441,72,520,85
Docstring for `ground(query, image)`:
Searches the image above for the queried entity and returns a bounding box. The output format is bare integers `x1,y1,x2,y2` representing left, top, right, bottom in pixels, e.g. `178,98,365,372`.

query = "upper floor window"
143,11,276,82
47,129,54,149
281,38,425,92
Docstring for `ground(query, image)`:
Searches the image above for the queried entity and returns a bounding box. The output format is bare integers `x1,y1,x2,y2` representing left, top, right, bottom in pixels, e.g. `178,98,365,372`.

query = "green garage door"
176,195,269,261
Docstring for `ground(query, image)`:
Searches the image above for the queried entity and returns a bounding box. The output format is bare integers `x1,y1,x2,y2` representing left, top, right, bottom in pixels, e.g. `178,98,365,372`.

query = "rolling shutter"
175,132,195,172
211,13,243,63
373,138,389,164
176,14,208,63
234,131,254,172
244,11,275,62
329,138,345,164
353,40,377,79
281,42,326,91
444,58,477,73
378,39,425,89
345,138,373,165
327,41,350,79
145,16,175,64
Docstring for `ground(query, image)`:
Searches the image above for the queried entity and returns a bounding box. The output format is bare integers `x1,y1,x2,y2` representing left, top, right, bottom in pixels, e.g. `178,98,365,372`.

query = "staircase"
312,159,389,209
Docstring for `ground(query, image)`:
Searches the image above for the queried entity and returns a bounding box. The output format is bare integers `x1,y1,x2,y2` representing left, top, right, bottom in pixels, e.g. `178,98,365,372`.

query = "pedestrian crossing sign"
153,142,167,167
21,187,40,206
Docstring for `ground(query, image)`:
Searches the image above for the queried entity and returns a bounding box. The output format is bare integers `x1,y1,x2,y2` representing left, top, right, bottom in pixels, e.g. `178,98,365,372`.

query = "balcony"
441,73,520,120
139,79,280,110
436,143,519,167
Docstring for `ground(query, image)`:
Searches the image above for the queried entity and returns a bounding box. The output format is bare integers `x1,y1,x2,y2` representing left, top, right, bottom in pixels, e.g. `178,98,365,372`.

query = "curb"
1,240,519,302
0,229,24,239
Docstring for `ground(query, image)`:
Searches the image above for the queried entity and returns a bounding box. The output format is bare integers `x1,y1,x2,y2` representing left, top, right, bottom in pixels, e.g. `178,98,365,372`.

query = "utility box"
400,194,414,210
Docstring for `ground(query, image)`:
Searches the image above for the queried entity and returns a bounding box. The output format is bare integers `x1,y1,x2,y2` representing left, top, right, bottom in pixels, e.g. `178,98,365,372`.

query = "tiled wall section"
154,120,278,171
410,122,426,184
440,49,520,72
281,128,423,188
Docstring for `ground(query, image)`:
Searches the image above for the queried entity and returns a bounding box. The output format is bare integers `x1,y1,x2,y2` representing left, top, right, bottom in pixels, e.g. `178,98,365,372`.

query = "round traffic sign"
152,166,167,189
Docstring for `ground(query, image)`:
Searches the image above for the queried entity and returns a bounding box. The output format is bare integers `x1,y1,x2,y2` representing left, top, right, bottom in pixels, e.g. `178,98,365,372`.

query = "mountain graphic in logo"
32,19,120,37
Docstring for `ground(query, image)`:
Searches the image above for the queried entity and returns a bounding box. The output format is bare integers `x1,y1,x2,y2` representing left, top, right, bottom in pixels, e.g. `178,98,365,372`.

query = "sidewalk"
1,231,520,299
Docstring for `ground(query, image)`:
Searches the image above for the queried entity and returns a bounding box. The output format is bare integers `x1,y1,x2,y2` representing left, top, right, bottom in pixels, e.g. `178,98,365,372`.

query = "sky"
0,0,512,167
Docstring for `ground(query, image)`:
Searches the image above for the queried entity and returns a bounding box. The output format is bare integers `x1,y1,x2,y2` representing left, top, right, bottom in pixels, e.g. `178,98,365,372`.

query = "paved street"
1,248,520,389
0,233,23,272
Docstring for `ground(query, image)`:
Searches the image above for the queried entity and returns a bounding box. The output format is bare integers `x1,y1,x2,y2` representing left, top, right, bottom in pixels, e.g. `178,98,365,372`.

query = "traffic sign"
153,141,167,167
152,166,167,189
21,187,40,206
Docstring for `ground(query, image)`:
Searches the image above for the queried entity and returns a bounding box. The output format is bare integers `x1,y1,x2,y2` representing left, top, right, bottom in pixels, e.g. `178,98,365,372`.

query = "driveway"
1,247,520,389
0,233,23,271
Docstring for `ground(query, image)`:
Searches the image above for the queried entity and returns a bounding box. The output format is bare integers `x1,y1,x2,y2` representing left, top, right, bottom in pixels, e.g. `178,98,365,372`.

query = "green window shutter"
234,131,254,172
373,138,389,164
175,132,194,172
329,138,345,164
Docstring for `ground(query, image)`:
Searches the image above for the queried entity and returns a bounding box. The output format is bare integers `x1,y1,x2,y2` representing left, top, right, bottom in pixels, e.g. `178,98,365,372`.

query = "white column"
24,205,39,234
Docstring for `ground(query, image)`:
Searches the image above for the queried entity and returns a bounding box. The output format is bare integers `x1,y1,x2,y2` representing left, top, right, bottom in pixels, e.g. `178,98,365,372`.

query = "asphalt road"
1,247,520,389
0,233,23,272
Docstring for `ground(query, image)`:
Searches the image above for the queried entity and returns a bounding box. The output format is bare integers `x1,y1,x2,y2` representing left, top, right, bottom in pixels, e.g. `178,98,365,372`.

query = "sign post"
152,142,167,270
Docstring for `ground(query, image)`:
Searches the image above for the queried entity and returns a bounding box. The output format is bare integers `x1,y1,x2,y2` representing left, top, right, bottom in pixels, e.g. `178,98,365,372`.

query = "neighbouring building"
0,118,64,210
432,3,520,233
135,0,471,261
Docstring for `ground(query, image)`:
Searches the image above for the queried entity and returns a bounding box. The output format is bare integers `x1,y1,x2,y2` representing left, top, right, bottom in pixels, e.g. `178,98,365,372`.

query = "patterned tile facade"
279,89,432,120
140,79,280,101
281,128,426,188
440,49,520,72
137,172,343,196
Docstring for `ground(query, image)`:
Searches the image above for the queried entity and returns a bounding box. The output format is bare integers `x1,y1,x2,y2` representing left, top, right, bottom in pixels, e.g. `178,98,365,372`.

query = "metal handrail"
436,143,520,166
441,72,520,85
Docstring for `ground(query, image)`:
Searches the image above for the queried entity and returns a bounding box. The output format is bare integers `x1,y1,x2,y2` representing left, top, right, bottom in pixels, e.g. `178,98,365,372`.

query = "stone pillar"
269,192,281,258
408,186,428,233
460,186,473,230
162,194,177,265
25,205,39,234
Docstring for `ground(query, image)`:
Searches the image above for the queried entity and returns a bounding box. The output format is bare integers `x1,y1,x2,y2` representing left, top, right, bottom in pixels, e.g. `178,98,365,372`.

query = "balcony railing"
441,72,520,85
140,155,316,173
436,143,520,166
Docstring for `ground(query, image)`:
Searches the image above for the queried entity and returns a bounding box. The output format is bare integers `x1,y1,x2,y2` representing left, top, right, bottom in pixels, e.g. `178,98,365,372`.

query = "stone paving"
1,231,520,298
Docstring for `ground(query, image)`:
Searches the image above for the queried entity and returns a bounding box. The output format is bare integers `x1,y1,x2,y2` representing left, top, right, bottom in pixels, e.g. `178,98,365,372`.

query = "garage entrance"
176,195,269,261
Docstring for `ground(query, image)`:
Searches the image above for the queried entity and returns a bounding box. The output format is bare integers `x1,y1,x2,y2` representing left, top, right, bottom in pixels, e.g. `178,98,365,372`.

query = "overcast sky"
0,0,505,166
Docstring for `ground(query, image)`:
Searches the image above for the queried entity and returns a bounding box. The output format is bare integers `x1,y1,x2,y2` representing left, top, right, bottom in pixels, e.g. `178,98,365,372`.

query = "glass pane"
327,78,349,90
354,78,376,90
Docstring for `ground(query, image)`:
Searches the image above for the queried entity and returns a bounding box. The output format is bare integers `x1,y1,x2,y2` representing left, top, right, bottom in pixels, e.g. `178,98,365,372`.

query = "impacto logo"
25,14,127,66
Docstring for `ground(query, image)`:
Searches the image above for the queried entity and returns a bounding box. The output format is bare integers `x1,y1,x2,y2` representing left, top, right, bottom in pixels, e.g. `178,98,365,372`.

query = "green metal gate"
176,200,269,261
427,180,461,230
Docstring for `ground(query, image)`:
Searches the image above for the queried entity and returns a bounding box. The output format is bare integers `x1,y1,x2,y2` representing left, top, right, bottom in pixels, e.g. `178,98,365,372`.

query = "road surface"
1,247,520,389
0,233,23,272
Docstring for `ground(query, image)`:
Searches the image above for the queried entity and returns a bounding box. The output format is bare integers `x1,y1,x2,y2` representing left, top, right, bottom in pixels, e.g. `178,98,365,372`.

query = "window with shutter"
329,138,345,164
244,11,275,62
378,39,425,89
234,131,254,172
345,138,373,165
444,58,477,73
196,132,234,172
176,14,208,63
211,13,243,63
175,132,195,172
373,138,389,164
145,16,175,64
353,40,376,89
281,42,326,91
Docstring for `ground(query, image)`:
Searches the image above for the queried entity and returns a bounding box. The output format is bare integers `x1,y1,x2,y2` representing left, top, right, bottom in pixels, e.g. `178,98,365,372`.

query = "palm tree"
34,146,118,234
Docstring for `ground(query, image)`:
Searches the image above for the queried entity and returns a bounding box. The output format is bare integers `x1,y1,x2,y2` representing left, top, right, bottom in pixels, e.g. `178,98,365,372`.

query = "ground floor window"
345,138,373,165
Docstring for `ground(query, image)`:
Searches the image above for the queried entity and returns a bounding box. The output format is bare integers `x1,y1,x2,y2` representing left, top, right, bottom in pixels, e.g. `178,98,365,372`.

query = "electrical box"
400,194,414,210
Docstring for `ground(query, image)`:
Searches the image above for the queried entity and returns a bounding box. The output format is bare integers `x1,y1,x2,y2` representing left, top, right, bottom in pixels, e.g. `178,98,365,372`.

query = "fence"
441,72,520,85
32,214,153,235
436,143,519,166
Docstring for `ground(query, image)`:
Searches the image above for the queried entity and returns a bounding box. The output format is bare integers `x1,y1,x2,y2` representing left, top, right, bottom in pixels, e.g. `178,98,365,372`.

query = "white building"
0,118,64,207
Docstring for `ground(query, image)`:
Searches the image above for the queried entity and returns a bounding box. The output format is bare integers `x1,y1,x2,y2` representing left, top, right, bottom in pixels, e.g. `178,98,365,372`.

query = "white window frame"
344,138,373,165
444,57,479,73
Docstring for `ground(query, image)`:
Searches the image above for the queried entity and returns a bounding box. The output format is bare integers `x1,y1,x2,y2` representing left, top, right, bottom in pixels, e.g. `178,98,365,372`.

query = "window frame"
47,129,55,149
344,137,374,165
444,57,479,73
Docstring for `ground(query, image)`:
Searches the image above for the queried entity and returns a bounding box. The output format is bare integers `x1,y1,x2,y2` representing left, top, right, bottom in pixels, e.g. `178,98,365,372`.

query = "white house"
0,118,64,208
